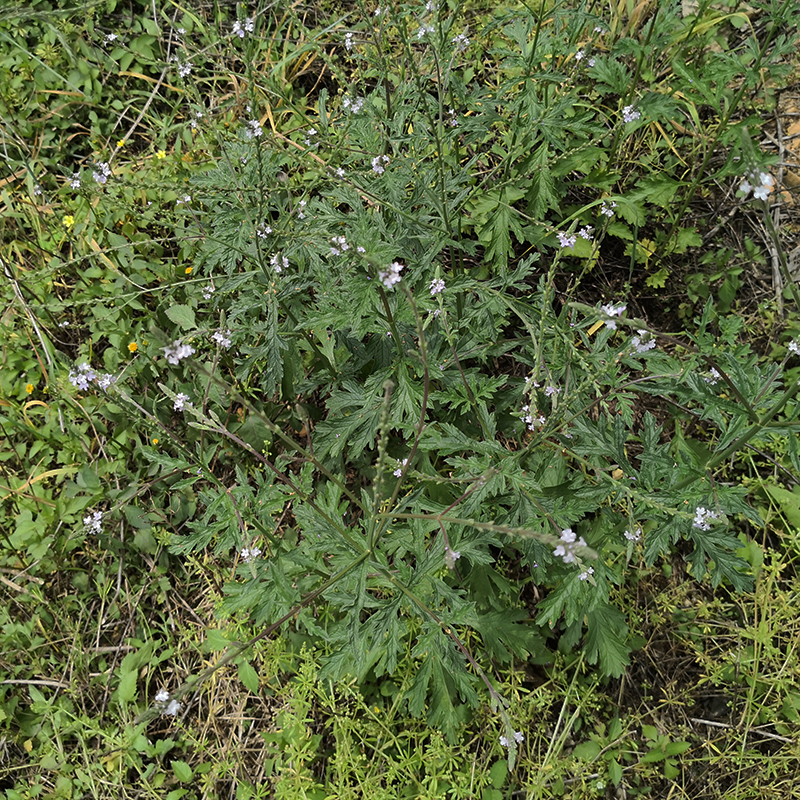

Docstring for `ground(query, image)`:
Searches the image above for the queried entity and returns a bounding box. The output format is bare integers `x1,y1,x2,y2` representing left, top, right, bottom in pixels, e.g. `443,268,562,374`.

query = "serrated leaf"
165,304,196,330
466,608,544,664
686,527,753,591
238,660,260,694
583,605,630,677
116,670,138,704
205,629,232,651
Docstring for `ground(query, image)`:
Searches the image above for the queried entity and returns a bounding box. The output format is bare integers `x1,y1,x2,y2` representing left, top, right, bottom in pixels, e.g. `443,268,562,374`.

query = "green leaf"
609,757,623,786
764,483,800,529
583,605,630,678
171,760,194,782
645,267,669,289
164,304,196,330
238,660,260,694
466,608,544,664
489,760,508,788
205,629,233,651
572,740,602,761
116,670,138,704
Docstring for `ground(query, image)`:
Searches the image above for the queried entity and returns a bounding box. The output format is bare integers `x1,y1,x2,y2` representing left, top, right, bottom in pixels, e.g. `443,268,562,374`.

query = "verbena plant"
11,0,798,769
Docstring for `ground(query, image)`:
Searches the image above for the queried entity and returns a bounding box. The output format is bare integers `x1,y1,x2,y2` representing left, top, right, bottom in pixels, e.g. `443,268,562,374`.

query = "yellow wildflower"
156,150,166,159
26,384,34,394
185,267,193,275
128,342,138,352
63,215,74,228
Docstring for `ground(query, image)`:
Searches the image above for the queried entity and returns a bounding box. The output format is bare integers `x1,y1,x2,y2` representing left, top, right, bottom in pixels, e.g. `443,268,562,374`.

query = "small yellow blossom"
152,438,159,445
26,384,34,394
117,139,126,148
63,215,74,228
128,342,138,352
185,267,193,275
156,150,166,159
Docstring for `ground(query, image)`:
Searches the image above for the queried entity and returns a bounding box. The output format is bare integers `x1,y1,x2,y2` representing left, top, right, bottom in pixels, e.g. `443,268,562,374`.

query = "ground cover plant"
2,0,800,797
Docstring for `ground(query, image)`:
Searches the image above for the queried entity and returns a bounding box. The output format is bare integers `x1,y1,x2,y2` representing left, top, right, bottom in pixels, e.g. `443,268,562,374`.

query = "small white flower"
704,367,721,385
176,194,191,205
244,119,263,139
788,340,799,353
740,170,774,202
630,329,655,354
372,154,390,174
452,32,469,51
162,340,195,365
104,33,118,44
70,363,113,392
241,546,262,563
601,303,626,329
624,527,641,542
83,510,104,534
297,199,307,219
155,689,170,703
212,329,232,349
329,236,349,256
600,200,617,217
430,278,445,295
575,49,584,61
553,528,587,565
578,225,594,240
417,23,434,39
256,222,273,238
232,18,253,38
557,231,577,250
344,32,354,51
69,362,96,391
544,385,559,397
693,506,721,531
70,173,81,189
378,261,404,289
335,167,346,178
270,253,288,273
202,284,215,300
499,731,524,748
177,61,192,78
622,104,641,123
92,162,111,185
94,373,115,390
173,392,192,411
343,96,364,114
578,567,594,581
588,57,596,67
393,458,408,477
445,547,461,570
163,699,182,716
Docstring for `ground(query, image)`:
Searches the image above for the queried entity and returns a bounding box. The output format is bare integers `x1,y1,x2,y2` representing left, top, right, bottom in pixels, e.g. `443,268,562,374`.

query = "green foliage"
2,0,800,796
